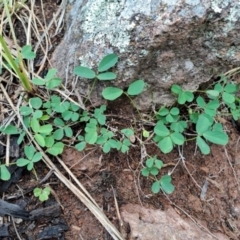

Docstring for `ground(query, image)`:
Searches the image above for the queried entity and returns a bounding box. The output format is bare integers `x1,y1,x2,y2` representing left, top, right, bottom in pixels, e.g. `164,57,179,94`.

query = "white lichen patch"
81,0,151,54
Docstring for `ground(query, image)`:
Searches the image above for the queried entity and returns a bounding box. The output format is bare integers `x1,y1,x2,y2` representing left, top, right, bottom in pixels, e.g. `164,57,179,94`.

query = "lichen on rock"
51,0,240,110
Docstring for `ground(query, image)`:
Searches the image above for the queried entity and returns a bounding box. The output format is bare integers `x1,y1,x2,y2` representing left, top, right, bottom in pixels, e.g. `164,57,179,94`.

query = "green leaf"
214,83,223,92
47,142,64,156
203,131,229,145
27,162,34,171
21,45,36,59
143,129,150,138
155,159,163,169
45,136,55,148
206,90,219,98
196,96,205,108
127,80,145,95
222,92,235,104
85,131,98,144
64,126,73,137
102,87,123,100
151,181,161,194
108,139,119,148
224,83,238,93
42,187,51,195
17,132,26,145
54,118,65,127
170,121,187,133
75,141,86,151
97,114,106,125
150,168,159,176
185,91,194,102
158,136,173,153
46,78,62,89
154,124,169,137
160,175,174,194
146,158,154,168
33,110,43,119
178,92,187,104
0,125,19,134
54,101,70,113
70,103,80,111
39,124,53,134
196,114,211,135
17,158,30,167
44,68,57,81
170,107,179,115
20,106,33,116
97,72,117,80
32,78,45,85
170,132,184,145
73,66,96,79
29,97,43,109
53,128,64,140
121,128,134,138
34,134,45,147
62,110,72,121
103,142,111,153
171,84,182,94
31,118,40,133
0,165,10,181
34,187,42,197
98,53,118,72
158,107,169,116
206,99,219,109
141,168,150,177
197,136,210,154
32,152,42,162
165,114,175,123
71,112,80,122
24,145,35,160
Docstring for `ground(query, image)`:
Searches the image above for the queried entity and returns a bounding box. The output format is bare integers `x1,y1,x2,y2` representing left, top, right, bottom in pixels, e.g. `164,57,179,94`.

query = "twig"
11,217,23,240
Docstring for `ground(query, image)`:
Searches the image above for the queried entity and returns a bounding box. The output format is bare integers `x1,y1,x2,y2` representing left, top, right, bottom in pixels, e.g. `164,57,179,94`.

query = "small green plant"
141,156,174,194
34,187,51,202
1,48,238,198
16,145,42,170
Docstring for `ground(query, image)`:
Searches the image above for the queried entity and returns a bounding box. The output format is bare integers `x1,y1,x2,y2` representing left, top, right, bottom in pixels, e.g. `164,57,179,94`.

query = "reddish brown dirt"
58,97,240,240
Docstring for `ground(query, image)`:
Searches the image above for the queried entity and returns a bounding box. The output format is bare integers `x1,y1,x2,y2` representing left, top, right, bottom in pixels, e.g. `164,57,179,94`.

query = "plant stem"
84,78,97,104
0,35,32,92
123,92,143,119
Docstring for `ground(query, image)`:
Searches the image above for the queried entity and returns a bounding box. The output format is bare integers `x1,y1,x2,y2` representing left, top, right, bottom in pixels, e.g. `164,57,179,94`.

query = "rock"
51,0,240,109
121,204,228,240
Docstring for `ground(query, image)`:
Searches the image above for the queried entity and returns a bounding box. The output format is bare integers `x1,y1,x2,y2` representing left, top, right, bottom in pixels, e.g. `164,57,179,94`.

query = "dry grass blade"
0,82,125,240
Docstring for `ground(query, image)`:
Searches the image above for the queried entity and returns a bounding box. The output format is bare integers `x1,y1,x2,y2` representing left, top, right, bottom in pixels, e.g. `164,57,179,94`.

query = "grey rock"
121,204,228,240
51,0,240,109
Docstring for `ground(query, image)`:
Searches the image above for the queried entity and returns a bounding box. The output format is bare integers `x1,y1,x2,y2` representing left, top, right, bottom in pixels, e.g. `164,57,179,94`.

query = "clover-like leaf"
98,53,118,72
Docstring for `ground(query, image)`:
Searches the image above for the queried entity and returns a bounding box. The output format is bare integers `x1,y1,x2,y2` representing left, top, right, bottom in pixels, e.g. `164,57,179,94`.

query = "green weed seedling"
17,145,42,170
74,53,118,81
34,187,51,202
102,79,145,101
153,74,238,156
32,68,62,90
141,156,174,194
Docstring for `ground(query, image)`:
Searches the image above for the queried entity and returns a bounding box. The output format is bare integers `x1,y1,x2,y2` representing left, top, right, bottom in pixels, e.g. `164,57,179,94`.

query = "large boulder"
51,0,240,109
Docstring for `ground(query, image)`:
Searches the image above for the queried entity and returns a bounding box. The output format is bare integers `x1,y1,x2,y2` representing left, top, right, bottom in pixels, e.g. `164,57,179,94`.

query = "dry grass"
0,1,124,239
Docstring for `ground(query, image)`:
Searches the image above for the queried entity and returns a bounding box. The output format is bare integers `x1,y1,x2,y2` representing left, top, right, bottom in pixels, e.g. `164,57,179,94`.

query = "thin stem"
123,92,143,119
84,78,97,104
